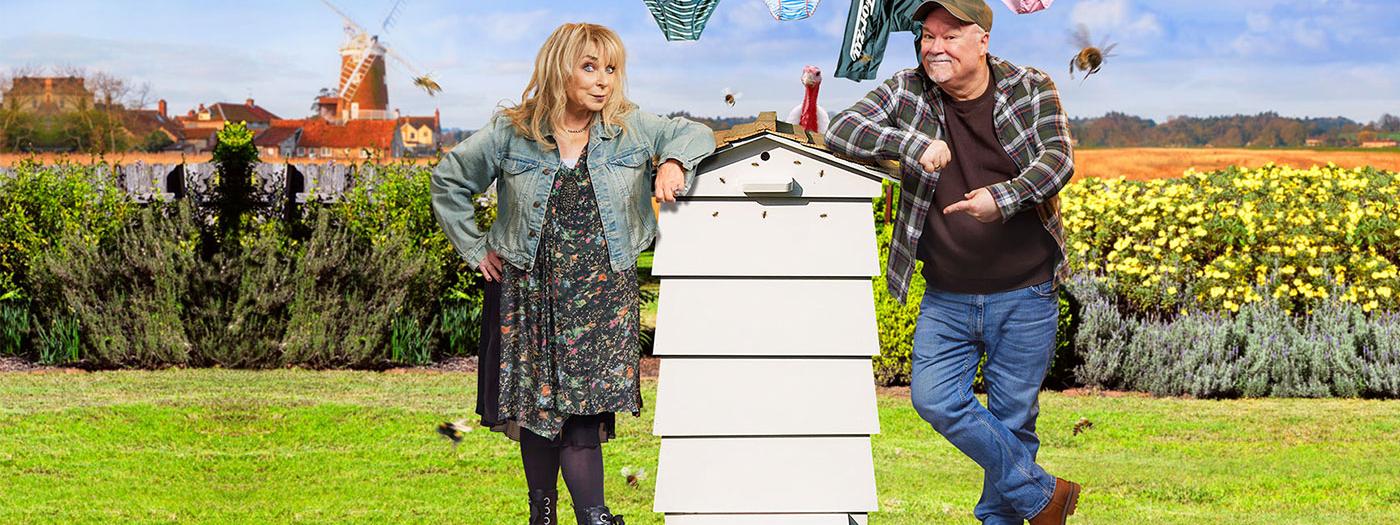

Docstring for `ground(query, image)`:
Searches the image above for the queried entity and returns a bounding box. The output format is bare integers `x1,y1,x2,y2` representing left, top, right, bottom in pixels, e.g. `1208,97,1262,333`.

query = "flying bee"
722,87,743,107
413,75,443,96
620,466,647,487
1068,24,1118,81
1072,417,1094,436
436,419,472,450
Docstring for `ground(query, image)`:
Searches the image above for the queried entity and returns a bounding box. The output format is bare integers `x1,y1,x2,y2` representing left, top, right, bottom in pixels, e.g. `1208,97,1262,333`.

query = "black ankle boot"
575,505,624,525
528,489,557,525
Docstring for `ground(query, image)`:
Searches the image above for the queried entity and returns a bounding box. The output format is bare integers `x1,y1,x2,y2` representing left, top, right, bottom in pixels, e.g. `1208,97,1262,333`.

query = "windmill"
318,0,442,123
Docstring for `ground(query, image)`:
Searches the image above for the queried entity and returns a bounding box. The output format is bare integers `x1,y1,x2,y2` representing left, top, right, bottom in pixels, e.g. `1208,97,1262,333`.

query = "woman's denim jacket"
431,110,715,273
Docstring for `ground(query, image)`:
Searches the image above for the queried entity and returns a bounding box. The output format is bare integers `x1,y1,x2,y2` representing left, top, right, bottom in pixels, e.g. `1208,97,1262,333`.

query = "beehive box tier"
654,436,878,513
665,514,869,525
686,136,884,199
653,358,879,437
653,279,878,357
652,200,879,277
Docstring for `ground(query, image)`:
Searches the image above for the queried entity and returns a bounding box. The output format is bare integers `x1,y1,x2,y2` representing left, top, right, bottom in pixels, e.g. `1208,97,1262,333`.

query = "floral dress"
494,148,642,443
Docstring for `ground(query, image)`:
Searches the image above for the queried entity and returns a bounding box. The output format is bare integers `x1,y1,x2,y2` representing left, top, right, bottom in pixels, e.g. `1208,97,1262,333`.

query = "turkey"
786,65,829,134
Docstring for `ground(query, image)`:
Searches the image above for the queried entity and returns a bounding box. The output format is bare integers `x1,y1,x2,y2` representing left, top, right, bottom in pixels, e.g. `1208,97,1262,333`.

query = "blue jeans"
909,280,1060,524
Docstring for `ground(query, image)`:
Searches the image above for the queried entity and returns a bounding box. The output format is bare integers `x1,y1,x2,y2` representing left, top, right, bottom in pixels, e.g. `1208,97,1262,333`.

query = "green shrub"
872,225,923,386
1,299,28,356
333,161,496,357
281,211,443,367
1363,313,1400,397
390,315,437,366
29,205,193,367
0,159,133,302
185,218,298,368
206,121,261,257
1069,272,1397,398
4,158,497,369
34,315,80,365
439,297,482,357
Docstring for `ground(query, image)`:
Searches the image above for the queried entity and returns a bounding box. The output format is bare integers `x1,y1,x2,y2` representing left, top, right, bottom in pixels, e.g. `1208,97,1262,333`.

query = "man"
824,1,1079,524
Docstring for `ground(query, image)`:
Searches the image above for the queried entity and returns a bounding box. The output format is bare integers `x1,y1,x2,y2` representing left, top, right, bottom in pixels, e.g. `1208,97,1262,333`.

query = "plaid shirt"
824,55,1075,303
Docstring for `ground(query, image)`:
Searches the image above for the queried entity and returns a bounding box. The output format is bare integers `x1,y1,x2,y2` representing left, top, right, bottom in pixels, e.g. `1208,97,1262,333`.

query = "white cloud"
719,0,776,35
1070,0,1162,39
1230,17,1333,58
1245,12,1272,32
481,10,552,44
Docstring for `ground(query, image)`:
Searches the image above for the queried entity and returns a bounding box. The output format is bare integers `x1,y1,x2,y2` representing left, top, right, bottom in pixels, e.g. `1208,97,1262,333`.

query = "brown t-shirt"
917,70,1055,294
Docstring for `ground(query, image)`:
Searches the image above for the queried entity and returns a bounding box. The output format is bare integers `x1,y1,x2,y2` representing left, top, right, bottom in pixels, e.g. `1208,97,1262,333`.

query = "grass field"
1073,147,1400,181
2,369,1398,524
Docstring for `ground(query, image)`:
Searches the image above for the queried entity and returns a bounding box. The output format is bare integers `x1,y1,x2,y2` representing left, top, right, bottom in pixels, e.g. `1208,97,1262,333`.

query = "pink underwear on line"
1001,0,1053,14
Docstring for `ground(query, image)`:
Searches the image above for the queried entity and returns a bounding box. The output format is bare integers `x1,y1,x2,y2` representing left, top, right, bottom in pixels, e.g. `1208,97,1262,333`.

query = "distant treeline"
663,112,755,132
1069,112,1400,148
449,111,1400,150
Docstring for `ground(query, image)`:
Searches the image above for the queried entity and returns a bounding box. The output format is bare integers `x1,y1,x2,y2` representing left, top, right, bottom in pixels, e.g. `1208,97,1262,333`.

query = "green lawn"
2,370,1398,524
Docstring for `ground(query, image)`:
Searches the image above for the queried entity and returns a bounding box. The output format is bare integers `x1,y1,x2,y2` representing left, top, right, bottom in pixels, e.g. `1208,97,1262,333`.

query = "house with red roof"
121,99,184,150
254,125,302,158
173,98,282,152
276,117,397,160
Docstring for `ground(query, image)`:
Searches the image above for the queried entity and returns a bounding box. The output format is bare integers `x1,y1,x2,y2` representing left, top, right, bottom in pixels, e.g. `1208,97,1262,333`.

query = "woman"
430,23,715,525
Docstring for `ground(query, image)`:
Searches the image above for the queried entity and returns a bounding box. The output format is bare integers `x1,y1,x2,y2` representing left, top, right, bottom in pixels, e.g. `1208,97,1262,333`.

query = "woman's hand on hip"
479,250,504,282
654,159,686,203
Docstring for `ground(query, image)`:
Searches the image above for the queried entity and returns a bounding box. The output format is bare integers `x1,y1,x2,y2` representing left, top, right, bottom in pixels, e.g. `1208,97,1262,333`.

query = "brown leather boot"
1028,478,1081,525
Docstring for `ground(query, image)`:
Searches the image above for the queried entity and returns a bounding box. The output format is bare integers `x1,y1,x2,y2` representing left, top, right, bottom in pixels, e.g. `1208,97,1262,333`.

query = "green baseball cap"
912,0,994,32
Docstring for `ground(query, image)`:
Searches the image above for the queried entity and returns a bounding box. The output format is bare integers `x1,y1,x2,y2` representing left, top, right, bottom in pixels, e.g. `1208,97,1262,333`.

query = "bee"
792,160,801,165
1068,25,1118,81
762,210,768,218
413,75,443,96
855,54,873,64
722,87,743,107
712,211,719,217
819,213,828,218
620,466,647,488
436,419,472,449
1072,417,1094,436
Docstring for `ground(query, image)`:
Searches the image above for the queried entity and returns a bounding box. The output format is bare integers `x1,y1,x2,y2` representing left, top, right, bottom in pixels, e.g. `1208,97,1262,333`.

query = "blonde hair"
501,23,633,149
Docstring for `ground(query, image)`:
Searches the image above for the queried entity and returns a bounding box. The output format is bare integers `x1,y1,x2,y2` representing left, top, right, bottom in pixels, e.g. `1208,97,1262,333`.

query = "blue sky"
1,0,1397,130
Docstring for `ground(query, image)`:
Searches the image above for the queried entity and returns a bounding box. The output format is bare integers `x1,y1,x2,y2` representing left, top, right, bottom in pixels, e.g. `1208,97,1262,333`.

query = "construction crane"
320,0,442,100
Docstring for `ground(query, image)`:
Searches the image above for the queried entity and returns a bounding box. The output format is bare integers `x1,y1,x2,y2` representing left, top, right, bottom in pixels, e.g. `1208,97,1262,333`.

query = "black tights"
520,422,605,508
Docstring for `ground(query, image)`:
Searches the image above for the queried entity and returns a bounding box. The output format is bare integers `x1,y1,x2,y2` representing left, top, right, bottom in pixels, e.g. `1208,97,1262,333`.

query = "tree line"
0,66,169,154
1069,111,1400,149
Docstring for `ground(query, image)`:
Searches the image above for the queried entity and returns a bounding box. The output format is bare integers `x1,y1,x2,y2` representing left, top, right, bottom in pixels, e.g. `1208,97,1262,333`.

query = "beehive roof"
710,111,897,180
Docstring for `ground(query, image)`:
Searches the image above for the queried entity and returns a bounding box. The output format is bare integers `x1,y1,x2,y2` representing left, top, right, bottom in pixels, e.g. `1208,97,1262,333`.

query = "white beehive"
652,113,890,525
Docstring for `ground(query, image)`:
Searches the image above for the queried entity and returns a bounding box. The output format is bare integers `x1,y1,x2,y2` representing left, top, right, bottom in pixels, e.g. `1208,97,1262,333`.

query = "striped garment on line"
764,0,820,21
642,0,722,41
